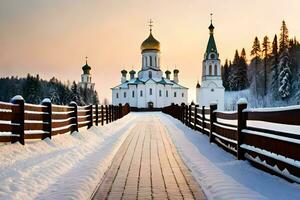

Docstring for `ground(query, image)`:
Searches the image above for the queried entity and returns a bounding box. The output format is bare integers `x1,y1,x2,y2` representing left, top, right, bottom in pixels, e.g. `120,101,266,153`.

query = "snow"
41,98,51,104
1,112,299,200
244,104,300,112
156,112,300,200
10,95,24,102
0,114,136,200
237,97,248,104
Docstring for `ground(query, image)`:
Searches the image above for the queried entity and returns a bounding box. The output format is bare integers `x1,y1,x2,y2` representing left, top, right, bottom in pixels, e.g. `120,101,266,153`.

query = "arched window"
132,91,135,98
214,64,218,76
116,93,119,98
145,57,148,67
166,91,168,97
124,92,126,98
159,90,162,97
174,92,177,97
149,71,152,79
149,88,152,95
209,65,212,75
154,56,157,66
140,90,143,97
149,56,152,66
182,93,184,97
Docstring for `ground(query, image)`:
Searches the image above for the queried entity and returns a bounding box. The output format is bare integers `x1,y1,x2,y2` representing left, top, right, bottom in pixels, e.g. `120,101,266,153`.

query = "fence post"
119,103,122,119
41,98,52,140
188,104,192,128
95,104,99,126
209,103,217,143
194,105,199,130
101,105,104,126
105,105,109,124
185,105,188,125
88,104,93,129
11,95,25,145
202,106,205,134
237,101,247,160
69,101,78,133
181,103,185,123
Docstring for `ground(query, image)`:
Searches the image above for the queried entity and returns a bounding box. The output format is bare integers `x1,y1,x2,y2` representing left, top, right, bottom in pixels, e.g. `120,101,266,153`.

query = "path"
92,115,206,200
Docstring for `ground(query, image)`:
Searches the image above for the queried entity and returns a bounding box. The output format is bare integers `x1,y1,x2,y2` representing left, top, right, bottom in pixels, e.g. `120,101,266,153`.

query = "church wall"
197,87,224,110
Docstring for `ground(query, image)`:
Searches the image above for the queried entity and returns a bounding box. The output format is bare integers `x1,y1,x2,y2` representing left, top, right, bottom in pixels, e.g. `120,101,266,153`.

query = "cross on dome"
149,19,153,32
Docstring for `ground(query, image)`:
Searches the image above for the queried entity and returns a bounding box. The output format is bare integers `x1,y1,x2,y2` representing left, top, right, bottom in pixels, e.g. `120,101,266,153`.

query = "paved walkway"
92,116,206,200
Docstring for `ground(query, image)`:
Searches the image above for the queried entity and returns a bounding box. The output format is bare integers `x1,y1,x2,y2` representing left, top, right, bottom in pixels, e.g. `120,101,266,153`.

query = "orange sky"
0,0,300,103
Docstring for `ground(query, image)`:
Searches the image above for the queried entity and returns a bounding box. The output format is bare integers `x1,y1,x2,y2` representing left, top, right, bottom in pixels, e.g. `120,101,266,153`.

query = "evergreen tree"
271,35,280,99
250,37,261,97
262,36,271,96
238,48,249,89
279,20,289,52
222,59,230,90
278,49,292,98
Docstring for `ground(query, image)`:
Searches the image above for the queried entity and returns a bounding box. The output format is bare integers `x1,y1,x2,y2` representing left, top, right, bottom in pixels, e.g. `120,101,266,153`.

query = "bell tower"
196,14,224,110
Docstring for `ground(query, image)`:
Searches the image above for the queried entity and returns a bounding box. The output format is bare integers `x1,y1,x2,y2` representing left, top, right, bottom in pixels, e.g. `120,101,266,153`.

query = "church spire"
149,19,153,33
209,13,215,34
205,14,218,59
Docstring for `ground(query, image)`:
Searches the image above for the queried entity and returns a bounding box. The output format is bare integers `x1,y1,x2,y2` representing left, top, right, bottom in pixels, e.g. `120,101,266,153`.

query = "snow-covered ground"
1,112,299,200
0,114,136,200
158,113,300,200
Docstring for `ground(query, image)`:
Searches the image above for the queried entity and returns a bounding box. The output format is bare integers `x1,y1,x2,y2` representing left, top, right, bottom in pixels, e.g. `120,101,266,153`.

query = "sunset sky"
1,0,300,103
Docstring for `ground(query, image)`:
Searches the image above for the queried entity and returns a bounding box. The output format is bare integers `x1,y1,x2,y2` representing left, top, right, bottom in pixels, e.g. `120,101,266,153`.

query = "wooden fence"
0,96,130,145
162,102,300,183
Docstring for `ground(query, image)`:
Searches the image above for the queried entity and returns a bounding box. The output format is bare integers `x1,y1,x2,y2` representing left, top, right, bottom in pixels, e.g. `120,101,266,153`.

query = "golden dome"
140,32,160,53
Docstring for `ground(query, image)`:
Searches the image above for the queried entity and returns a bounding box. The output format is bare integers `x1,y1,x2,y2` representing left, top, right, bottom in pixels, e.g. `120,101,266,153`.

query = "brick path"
92,116,206,200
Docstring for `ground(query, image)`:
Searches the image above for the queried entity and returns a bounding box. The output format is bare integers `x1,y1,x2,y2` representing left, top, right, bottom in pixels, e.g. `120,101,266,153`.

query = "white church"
111,22,188,108
196,17,225,110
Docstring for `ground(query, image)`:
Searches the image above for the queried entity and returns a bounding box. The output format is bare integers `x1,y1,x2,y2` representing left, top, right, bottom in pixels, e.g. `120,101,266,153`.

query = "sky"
0,0,300,103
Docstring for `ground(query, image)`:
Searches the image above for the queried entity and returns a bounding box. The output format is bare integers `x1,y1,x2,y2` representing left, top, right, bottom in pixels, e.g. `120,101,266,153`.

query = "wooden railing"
0,96,130,145
162,102,300,183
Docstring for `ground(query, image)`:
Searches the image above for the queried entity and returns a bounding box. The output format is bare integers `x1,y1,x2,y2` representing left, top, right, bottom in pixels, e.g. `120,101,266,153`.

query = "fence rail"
0,96,130,145
162,102,300,184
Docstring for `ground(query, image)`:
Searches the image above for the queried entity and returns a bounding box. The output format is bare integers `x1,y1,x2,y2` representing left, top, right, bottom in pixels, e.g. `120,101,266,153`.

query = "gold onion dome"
140,32,160,53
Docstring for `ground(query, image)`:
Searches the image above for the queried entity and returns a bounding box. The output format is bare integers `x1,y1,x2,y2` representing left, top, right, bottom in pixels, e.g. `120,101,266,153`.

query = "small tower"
196,14,224,110
173,69,179,83
79,57,95,90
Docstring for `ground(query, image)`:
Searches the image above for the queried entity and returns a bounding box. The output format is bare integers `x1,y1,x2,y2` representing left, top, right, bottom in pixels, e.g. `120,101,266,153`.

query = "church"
196,16,225,110
111,22,188,108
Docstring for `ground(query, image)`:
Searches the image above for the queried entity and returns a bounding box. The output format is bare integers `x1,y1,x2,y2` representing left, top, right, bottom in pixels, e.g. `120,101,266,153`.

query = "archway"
148,101,154,109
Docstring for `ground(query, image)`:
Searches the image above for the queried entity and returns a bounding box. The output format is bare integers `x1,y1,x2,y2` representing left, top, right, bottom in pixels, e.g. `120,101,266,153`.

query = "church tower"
196,15,224,110
79,57,95,90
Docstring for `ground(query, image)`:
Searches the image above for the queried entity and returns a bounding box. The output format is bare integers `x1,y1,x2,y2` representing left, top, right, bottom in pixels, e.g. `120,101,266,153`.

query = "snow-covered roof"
111,77,188,90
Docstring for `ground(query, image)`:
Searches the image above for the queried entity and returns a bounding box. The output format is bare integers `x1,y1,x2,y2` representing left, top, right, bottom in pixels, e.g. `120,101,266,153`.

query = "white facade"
196,21,224,110
79,61,95,90
112,29,188,108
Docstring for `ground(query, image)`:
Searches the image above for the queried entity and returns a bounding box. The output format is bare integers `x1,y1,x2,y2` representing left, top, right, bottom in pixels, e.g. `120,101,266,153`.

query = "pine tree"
239,48,249,89
222,59,230,90
250,37,261,97
278,49,292,98
279,20,289,52
262,36,271,96
271,35,279,99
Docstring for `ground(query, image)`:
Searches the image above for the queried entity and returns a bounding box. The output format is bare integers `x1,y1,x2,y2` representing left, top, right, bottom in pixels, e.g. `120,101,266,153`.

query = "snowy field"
0,112,299,200
0,114,136,200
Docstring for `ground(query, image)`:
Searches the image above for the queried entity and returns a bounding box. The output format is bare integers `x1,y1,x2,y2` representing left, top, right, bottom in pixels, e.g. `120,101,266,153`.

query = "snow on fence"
0,96,130,145
162,102,300,183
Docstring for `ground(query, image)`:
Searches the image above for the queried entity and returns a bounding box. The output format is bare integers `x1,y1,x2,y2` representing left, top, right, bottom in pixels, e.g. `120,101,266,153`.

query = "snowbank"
157,113,300,200
0,114,136,200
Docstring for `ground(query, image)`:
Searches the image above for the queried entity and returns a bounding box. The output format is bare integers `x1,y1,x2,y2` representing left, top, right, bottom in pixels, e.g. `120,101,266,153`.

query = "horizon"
1,0,300,103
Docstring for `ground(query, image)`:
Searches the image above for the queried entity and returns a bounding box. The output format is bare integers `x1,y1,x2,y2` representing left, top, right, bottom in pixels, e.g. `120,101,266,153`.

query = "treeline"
222,20,300,106
0,74,99,105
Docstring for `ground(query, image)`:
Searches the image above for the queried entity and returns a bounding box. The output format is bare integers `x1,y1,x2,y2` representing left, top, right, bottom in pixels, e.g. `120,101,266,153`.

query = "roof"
111,77,188,90
140,32,160,53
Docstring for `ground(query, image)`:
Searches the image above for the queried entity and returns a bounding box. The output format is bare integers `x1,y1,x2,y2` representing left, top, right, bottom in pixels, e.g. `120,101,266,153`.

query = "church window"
174,92,177,97
82,77,84,82
209,65,212,75
124,92,127,98
140,90,143,97
149,71,152,79
182,93,184,97
210,53,215,59
211,88,214,92
159,90,162,97
154,56,157,66
214,65,217,75
166,91,168,97
145,57,148,66
132,91,135,98
149,56,152,66
116,93,119,98
149,88,153,95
